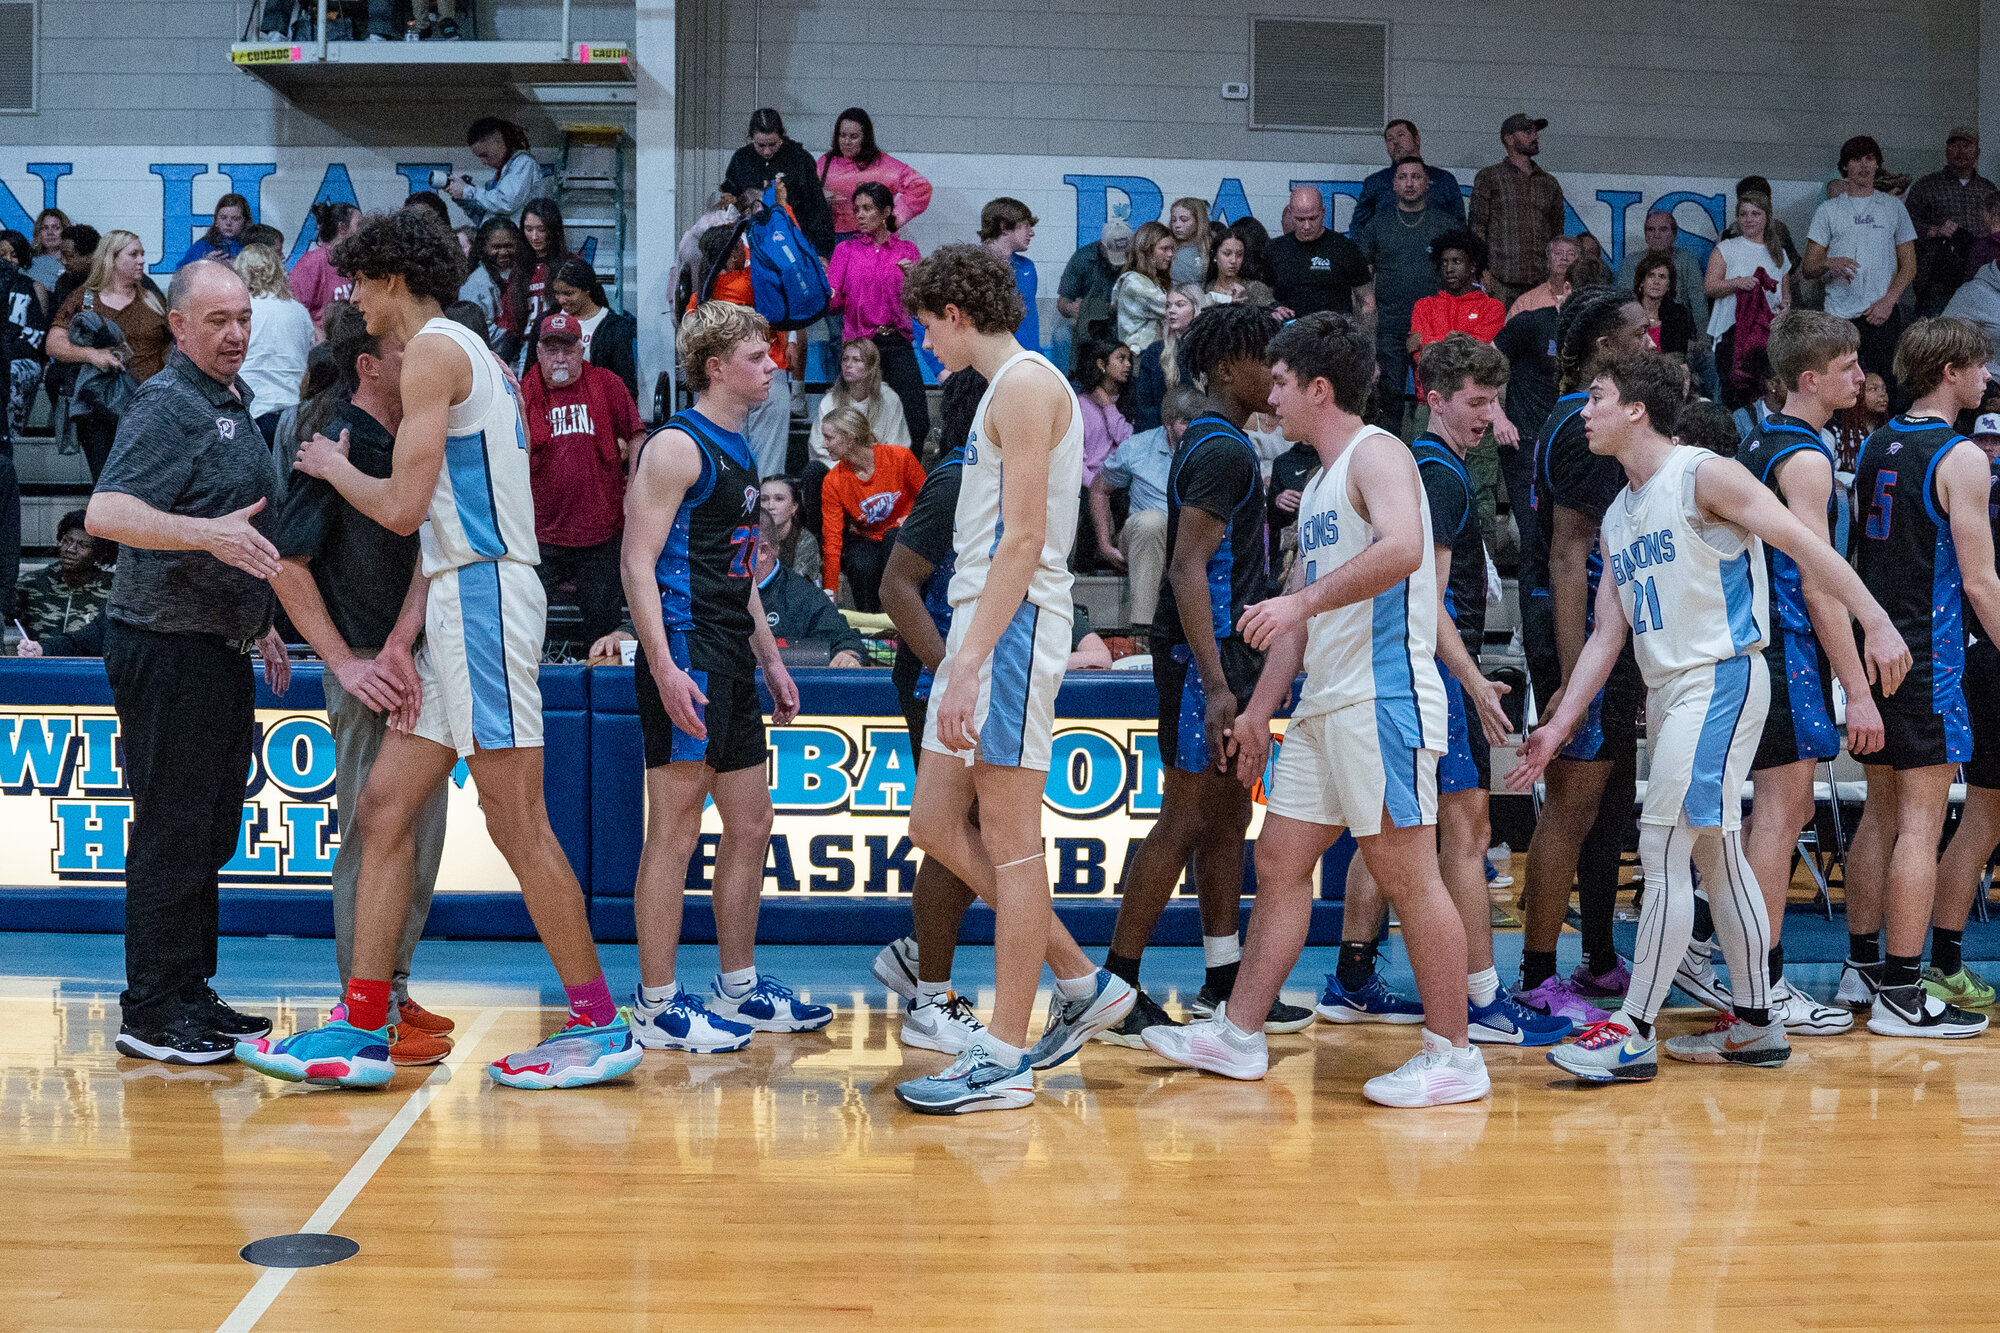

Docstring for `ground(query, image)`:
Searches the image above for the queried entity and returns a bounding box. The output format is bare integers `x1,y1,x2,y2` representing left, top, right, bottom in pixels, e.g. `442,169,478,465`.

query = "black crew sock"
1931,927,1965,978
1883,953,1923,990
1104,950,1143,990
1205,960,1241,997
1767,943,1785,987
1733,1004,1772,1027
1336,941,1378,991
1629,1014,1654,1038
1848,931,1880,965
1692,894,1715,943
1520,948,1559,992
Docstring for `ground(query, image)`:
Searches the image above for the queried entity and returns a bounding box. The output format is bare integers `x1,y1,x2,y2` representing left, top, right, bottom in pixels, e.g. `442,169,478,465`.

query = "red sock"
344,977,392,1032
564,975,616,1027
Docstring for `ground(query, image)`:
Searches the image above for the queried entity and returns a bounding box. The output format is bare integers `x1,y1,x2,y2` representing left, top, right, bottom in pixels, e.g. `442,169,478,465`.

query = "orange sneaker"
397,998,455,1036
389,1024,454,1066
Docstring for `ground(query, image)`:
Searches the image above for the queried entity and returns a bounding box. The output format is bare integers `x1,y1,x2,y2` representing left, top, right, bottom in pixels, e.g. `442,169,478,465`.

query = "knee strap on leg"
994,853,1045,871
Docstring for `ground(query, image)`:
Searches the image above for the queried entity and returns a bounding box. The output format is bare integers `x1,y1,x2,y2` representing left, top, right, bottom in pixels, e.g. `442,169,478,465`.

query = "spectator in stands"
269,339,339,501
29,208,67,293
980,197,1040,353
1056,218,1130,368
1831,370,1890,471
1730,350,1785,441
233,245,315,448
1945,258,2000,379
13,509,113,657
819,107,933,245
461,216,533,366
1074,336,1133,573
0,229,47,310
1114,221,1177,353
1266,186,1373,320
1204,229,1274,307
754,522,866,666
1091,384,1200,634
442,299,487,342
1908,127,1996,311
1708,189,1792,407
819,403,925,611
176,193,250,270
544,256,637,401
1228,216,1277,286
1617,209,1709,329
1470,113,1567,308
0,233,49,450
1131,284,1200,432
1505,235,1579,319
1673,398,1742,459
289,201,360,329
813,336,911,469
49,230,171,480
693,222,800,480
826,182,929,450
725,107,837,257
402,190,453,232
519,199,571,324
1409,231,1507,350
522,312,645,646
1633,251,1694,354
241,224,284,256
1350,119,1467,236
760,476,822,585
1804,135,1918,395
445,117,538,225
1167,198,1212,286
1356,156,1456,431
51,224,99,315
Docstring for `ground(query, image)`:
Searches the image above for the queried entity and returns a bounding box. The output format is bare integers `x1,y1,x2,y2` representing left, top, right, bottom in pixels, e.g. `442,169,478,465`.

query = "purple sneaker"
1570,957,1632,1000
1512,976,1610,1026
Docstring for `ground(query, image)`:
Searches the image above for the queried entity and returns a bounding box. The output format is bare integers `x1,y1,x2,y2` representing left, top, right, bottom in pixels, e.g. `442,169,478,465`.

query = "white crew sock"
1054,971,1099,1001
915,979,952,1001
1467,967,1500,1008
638,981,680,1006
718,966,757,997
1202,933,1243,968
980,1034,1026,1064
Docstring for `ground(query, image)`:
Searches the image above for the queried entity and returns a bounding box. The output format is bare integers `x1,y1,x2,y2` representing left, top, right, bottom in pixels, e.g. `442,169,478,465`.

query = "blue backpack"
703,185,830,331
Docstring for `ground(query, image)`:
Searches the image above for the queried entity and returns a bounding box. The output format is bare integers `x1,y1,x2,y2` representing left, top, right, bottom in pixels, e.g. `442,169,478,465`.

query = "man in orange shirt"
1409,230,1513,565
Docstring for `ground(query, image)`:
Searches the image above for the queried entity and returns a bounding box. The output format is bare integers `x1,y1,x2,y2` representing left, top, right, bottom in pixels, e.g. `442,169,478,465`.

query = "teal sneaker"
896,1038,1035,1115
489,1011,645,1089
236,1015,394,1089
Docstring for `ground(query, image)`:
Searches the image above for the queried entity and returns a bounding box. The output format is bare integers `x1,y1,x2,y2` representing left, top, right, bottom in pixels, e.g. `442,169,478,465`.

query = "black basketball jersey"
1853,414,1969,714
651,408,760,674
1413,432,1486,661
1154,414,1268,649
1737,411,1848,639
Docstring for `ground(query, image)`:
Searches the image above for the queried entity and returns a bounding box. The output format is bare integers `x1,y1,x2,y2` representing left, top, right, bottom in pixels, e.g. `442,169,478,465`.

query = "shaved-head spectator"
1267,186,1374,322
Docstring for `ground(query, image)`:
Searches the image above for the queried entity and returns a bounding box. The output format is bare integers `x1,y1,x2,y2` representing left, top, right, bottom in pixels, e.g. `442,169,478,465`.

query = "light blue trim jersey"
416,316,539,577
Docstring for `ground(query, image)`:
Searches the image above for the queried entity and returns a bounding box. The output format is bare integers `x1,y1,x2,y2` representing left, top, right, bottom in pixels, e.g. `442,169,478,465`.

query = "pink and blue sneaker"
489,1011,645,1089
1511,976,1610,1026
236,1010,394,1089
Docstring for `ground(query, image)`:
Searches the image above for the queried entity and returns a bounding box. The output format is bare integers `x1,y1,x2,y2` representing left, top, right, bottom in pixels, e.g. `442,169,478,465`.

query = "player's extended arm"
295,333,463,536
1166,505,1239,770
1773,450,1885,750
1694,454,1909,695
1431,543,1511,746
1232,558,1308,787
1940,442,2000,674
620,427,711,737
879,542,944,670
1548,503,1597,683
1507,572,1627,790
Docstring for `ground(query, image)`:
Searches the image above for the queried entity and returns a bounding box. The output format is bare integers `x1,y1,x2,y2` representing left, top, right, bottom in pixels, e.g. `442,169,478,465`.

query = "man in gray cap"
1470,112,1567,308
1057,218,1131,373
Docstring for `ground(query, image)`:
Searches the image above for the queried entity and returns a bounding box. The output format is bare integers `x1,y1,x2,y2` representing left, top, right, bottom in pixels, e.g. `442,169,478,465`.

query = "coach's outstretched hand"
1237,592,1308,653
294,428,351,481
203,498,282,581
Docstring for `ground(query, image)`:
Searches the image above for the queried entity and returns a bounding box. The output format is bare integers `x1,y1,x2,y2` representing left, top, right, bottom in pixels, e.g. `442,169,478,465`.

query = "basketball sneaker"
1547,1018,1658,1082
192,986,272,1039
1570,956,1632,1000
389,1024,453,1066
1663,1013,1792,1067
1095,986,1179,1049
1467,992,1572,1046
1316,973,1424,1024
870,936,921,1001
396,998,455,1036
1362,1030,1490,1107
1027,971,1135,1070
1141,1008,1269,1081
116,1013,237,1066
901,991,987,1055
1866,984,1989,1039
1511,976,1610,1026
630,986,754,1053
489,1011,645,1089
1922,964,1996,1009
237,1016,395,1088
1835,958,1883,1012
895,1038,1035,1114
1770,977,1853,1035
1673,944,1732,1012
709,974,835,1032
1189,983,1315,1033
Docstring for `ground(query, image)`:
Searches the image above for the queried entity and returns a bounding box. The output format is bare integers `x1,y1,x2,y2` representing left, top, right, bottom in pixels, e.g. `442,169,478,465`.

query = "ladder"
555,125,629,311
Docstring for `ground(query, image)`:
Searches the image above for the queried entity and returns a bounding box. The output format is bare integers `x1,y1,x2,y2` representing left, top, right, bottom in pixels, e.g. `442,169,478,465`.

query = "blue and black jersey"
649,408,760,675
1153,414,1267,649
1737,411,1849,637
1413,432,1486,661
890,444,964,703
1853,414,1971,717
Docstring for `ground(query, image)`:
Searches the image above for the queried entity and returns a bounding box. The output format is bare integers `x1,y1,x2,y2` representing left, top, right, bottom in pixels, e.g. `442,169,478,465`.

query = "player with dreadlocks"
1511,283,1657,1024
1094,302,1316,1044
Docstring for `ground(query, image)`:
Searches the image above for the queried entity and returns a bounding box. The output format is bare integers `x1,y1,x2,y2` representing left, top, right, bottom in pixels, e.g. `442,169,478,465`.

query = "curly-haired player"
238,210,641,1091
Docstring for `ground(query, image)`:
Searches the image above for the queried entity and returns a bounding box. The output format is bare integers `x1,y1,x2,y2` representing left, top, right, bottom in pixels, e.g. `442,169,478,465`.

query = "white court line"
215,1007,505,1333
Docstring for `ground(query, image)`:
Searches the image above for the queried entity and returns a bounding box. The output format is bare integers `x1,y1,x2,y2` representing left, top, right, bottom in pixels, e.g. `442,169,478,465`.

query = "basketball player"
1510,352,1907,1082
1841,317,2000,1038
1145,312,1489,1109
1710,311,1873,1036
620,301,831,1054
1329,335,1570,1047
1096,302,1313,1043
893,246,1134,1115
238,210,639,1090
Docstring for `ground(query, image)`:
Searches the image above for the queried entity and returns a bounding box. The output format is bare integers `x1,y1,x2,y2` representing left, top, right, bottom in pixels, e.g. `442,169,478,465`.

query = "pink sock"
564,975,617,1027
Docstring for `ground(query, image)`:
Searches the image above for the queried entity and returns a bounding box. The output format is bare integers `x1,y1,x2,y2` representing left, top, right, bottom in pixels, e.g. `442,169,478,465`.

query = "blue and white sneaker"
895,1037,1035,1114
236,1016,394,1089
1316,973,1425,1024
489,1011,645,1089
1026,971,1136,1070
709,973,835,1033
1468,993,1573,1046
631,985,754,1053
1547,1018,1658,1083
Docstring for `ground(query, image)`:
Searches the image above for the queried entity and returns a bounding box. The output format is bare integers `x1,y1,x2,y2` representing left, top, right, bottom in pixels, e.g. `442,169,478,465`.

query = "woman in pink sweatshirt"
817,107,933,241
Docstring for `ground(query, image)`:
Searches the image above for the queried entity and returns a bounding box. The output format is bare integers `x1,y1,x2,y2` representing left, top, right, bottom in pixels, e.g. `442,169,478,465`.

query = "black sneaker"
1866,984,1989,1039
192,986,272,1038
1094,987,1179,1048
115,1014,237,1065
1190,983,1315,1033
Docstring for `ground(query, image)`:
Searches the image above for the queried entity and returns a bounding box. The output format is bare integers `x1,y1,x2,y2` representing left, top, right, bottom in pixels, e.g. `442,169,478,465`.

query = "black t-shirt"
890,445,963,702
1495,306,1559,443
1413,433,1486,660
271,401,421,652
1266,231,1373,317
1268,441,1318,532
1154,415,1267,650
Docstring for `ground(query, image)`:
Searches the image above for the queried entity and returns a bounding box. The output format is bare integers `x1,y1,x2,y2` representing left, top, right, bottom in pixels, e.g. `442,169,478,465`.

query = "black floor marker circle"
240,1233,360,1268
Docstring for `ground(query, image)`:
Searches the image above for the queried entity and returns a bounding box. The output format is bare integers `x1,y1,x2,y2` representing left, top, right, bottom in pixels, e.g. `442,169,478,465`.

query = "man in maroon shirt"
522,312,647,644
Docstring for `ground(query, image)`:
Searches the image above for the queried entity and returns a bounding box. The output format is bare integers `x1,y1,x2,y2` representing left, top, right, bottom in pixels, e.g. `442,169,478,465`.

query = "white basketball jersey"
946,350,1083,620
1602,444,1768,688
1292,425,1448,749
416,316,540,576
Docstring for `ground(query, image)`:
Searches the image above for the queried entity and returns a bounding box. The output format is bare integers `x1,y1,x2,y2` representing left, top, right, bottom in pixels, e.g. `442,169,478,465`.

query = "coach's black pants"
105,622,256,1031
538,534,626,646
873,332,932,454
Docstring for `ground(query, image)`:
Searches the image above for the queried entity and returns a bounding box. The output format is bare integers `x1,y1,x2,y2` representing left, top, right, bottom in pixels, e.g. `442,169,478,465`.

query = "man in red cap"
522,311,648,645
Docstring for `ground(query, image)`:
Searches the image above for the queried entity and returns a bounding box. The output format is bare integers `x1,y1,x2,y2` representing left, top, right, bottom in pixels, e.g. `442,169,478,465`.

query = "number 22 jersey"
653,408,760,675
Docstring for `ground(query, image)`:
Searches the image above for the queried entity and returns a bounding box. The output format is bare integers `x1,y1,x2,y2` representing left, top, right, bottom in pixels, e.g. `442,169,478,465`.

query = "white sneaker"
1673,941,1731,1011
871,936,920,1001
629,986,754,1053
1141,1007,1268,1080
1771,977,1853,1035
1363,1029,1492,1107
901,991,986,1055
